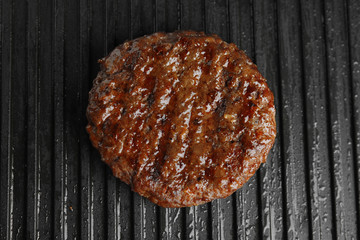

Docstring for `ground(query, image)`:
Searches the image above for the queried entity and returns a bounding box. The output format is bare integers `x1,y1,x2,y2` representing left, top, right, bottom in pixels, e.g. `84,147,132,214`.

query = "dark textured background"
1,0,359,239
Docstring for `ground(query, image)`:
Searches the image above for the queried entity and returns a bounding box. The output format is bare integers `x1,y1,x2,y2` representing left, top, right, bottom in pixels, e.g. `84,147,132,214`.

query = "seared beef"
86,31,276,208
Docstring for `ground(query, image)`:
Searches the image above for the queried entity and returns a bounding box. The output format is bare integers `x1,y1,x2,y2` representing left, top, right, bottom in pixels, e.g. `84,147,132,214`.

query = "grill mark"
161,93,191,179
132,70,159,182
113,63,156,180
210,74,232,170
156,65,200,190
155,95,179,190
134,58,179,184
183,85,209,186
150,55,183,183
181,81,203,185
100,73,132,158
170,98,195,186
178,44,212,174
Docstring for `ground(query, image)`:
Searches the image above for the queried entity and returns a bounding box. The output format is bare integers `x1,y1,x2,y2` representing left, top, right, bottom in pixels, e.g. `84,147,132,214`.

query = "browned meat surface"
86,31,276,208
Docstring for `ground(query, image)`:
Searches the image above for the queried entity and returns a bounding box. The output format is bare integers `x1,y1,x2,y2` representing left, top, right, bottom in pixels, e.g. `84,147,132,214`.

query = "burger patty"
86,31,276,208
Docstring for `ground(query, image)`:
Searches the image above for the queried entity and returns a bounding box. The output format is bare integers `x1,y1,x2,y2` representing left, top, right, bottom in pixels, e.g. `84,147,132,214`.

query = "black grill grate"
1,0,359,239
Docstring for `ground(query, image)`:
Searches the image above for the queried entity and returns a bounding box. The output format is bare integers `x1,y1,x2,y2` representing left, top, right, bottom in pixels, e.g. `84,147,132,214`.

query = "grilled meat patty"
86,31,276,208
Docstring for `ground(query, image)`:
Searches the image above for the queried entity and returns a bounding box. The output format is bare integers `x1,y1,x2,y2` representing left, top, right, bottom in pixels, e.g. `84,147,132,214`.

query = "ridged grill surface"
0,0,359,239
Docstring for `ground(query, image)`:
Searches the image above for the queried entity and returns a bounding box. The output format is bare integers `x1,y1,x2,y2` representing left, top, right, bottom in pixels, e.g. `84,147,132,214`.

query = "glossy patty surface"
86,31,276,207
